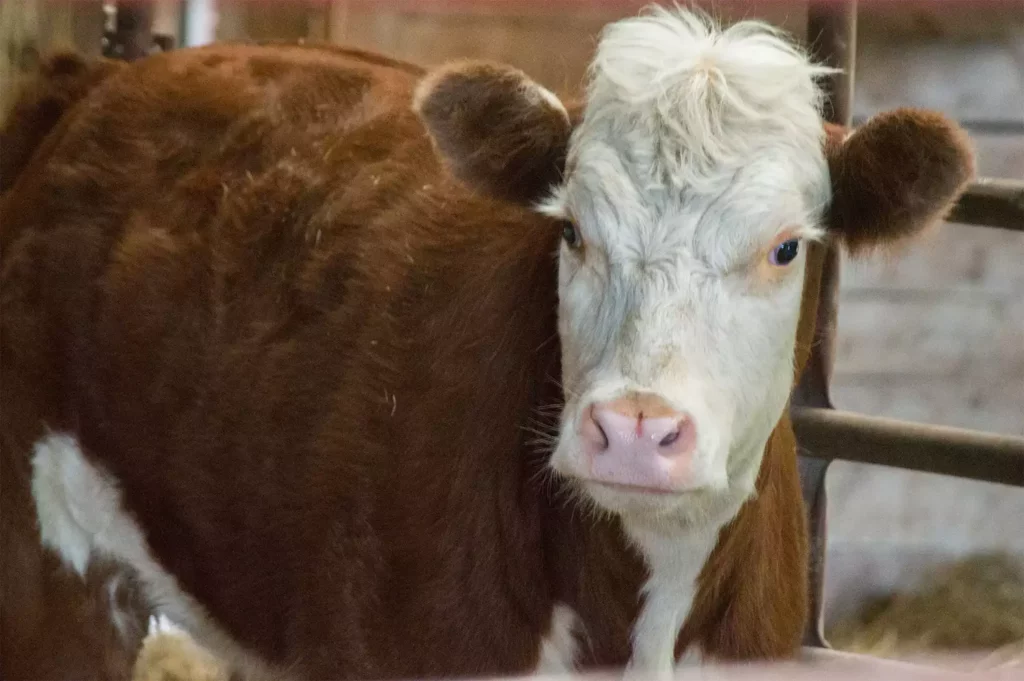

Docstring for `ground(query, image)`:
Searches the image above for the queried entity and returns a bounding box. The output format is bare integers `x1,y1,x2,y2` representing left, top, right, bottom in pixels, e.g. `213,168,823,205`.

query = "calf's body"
1,12,972,681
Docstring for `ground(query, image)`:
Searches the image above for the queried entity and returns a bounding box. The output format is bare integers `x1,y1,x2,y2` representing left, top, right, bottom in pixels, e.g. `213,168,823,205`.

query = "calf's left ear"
413,61,573,206
825,108,975,256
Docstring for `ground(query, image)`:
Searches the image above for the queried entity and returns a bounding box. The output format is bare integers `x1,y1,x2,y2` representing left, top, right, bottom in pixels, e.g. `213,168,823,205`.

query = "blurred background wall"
2,0,1022,655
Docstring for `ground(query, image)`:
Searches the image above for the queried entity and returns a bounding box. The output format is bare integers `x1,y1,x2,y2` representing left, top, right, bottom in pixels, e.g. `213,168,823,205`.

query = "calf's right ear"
413,61,573,206
825,108,975,256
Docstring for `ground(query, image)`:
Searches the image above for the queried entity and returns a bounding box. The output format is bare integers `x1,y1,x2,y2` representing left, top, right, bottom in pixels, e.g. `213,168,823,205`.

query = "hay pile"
827,551,1024,665
132,618,231,681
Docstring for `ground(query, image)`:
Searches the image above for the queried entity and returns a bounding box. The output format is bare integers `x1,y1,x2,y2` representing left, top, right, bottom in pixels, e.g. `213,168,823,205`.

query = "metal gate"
796,0,1024,649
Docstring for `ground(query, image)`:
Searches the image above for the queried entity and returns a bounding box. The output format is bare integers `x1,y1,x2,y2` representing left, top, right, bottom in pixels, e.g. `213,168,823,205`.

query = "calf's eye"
769,239,800,266
561,221,582,250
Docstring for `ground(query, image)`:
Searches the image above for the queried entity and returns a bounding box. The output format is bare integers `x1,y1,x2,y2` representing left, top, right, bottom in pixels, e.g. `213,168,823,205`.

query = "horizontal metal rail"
851,116,1024,136
948,178,1024,232
791,407,1024,487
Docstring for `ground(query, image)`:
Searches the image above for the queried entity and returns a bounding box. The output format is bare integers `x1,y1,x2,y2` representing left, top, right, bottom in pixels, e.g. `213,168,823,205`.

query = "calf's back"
2,43,565,678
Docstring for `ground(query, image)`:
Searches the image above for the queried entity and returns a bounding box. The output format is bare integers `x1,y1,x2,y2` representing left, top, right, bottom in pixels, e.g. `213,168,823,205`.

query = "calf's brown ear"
413,61,572,206
825,108,975,256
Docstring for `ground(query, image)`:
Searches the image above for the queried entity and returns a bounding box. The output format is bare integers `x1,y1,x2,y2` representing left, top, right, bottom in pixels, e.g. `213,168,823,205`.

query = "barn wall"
210,0,808,98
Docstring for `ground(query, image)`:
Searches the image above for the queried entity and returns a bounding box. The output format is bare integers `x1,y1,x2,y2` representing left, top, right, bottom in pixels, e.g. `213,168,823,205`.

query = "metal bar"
795,0,857,651
791,245,840,411
948,178,1024,232
851,116,1024,136
792,407,1024,488
808,5,857,128
792,246,839,651
796,455,831,647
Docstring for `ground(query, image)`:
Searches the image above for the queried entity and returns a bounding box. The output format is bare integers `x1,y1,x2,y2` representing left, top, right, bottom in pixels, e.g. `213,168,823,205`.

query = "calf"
0,7,972,681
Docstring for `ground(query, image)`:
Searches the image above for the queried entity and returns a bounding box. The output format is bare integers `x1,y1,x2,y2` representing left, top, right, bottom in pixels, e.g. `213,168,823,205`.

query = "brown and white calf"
0,8,972,681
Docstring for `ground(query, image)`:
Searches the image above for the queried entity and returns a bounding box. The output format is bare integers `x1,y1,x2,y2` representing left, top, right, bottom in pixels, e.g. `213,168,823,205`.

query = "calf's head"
415,7,973,524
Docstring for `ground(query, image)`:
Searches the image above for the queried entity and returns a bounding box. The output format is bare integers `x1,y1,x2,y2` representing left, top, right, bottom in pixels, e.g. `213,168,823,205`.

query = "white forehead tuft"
570,6,835,201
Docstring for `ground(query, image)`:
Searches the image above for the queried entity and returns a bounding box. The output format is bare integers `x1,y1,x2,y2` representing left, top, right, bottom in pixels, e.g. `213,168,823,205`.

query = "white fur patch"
624,525,720,678
30,432,287,681
534,603,581,674
32,433,106,577
583,6,835,193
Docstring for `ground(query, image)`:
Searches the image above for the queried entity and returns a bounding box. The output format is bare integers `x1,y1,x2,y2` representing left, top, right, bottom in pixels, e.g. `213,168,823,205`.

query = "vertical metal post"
808,3,857,129
795,0,857,650
107,1,155,61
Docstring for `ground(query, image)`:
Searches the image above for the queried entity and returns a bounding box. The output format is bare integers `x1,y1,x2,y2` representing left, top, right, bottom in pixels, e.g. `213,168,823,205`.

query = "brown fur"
1,55,151,681
0,43,972,680
414,61,572,205
0,52,125,193
825,110,975,256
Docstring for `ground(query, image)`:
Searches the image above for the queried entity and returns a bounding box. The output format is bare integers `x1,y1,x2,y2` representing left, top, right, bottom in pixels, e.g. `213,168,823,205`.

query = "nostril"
581,405,610,451
657,416,695,456
658,429,680,447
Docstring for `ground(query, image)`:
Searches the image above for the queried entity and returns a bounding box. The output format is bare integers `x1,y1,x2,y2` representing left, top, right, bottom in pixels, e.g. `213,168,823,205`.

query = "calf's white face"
414,7,972,526
539,9,833,521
